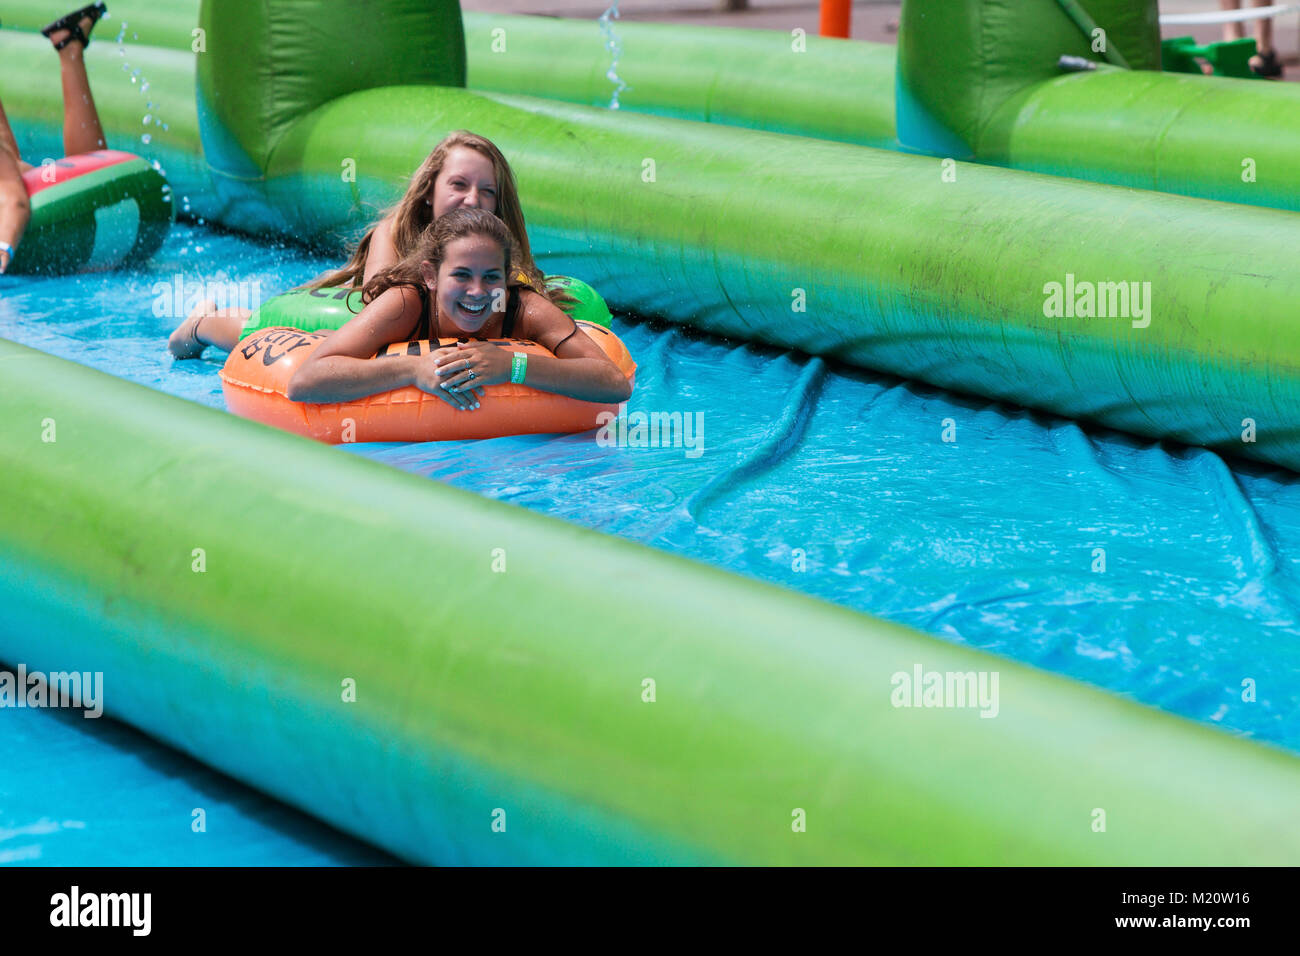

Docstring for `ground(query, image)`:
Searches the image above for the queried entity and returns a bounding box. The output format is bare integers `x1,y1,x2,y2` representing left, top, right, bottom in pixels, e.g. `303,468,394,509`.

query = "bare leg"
0,97,34,172
1221,1,1244,42
0,99,32,273
47,13,107,155
1254,0,1275,56
168,301,252,358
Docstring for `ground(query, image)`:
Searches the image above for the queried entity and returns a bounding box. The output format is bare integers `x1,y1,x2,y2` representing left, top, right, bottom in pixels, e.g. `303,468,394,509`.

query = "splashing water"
597,2,628,110
112,24,172,166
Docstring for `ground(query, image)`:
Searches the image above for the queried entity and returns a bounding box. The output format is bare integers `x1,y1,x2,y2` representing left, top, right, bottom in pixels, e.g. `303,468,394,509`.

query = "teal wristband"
510,352,527,384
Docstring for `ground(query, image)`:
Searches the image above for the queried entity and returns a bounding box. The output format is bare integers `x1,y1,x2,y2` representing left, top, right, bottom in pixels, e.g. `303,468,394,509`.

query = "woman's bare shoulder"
517,288,580,353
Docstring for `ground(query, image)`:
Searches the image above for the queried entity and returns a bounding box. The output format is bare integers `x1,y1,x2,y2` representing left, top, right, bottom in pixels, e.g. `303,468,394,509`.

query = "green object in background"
195,0,465,234
1162,35,1258,79
461,12,898,149
238,286,365,340
897,0,1161,158
5,334,1300,865
896,0,1300,211
1053,0,1132,68
545,274,613,329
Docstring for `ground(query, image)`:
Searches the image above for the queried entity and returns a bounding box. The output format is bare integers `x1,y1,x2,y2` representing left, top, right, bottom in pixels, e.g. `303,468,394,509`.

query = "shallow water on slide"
3,222,1299,862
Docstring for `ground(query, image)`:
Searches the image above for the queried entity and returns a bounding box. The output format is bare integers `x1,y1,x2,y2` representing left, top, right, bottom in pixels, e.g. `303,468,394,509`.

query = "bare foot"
168,300,214,359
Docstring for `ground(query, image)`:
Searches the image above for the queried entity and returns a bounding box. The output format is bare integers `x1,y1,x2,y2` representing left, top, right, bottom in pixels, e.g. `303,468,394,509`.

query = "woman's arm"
435,290,633,404
361,216,401,286
523,290,634,403
288,286,475,409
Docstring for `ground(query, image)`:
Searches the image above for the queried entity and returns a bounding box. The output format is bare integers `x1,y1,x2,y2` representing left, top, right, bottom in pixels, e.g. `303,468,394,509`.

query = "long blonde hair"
306,130,547,293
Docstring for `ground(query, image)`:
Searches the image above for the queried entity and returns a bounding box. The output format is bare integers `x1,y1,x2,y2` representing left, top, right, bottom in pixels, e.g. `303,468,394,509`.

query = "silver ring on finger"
468,370,476,380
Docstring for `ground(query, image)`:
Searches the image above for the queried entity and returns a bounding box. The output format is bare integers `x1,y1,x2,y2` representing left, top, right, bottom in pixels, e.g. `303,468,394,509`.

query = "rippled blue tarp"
3,223,1299,863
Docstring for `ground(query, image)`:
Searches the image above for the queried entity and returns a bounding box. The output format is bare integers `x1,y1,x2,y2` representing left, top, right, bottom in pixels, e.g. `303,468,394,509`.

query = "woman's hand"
432,340,513,398
411,345,488,410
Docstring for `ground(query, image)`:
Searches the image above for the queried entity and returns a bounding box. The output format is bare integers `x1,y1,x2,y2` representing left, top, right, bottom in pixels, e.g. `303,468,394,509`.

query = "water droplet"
130,75,137,83
141,133,151,144
142,115,152,125
140,82,149,93
161,124,169,132
132,32,138,40
197,219,206,226
146,102,153,109
195,245,205,253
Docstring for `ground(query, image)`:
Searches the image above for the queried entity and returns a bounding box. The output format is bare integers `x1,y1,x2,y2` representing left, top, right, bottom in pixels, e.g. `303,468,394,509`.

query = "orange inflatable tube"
220,322,637,443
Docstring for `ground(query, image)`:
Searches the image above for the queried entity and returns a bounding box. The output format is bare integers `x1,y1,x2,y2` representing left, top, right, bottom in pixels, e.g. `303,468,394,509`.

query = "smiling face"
421,234,508,334
430,147,498,220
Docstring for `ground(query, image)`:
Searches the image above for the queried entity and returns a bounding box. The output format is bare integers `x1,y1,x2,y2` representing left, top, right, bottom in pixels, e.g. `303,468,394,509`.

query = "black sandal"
41,2,108,52
1252,48,1284,79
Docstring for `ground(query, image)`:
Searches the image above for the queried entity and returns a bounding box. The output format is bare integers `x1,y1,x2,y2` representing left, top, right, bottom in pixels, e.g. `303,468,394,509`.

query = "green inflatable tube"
460,13,898,148
8,149,171,275
5,335,1300,865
